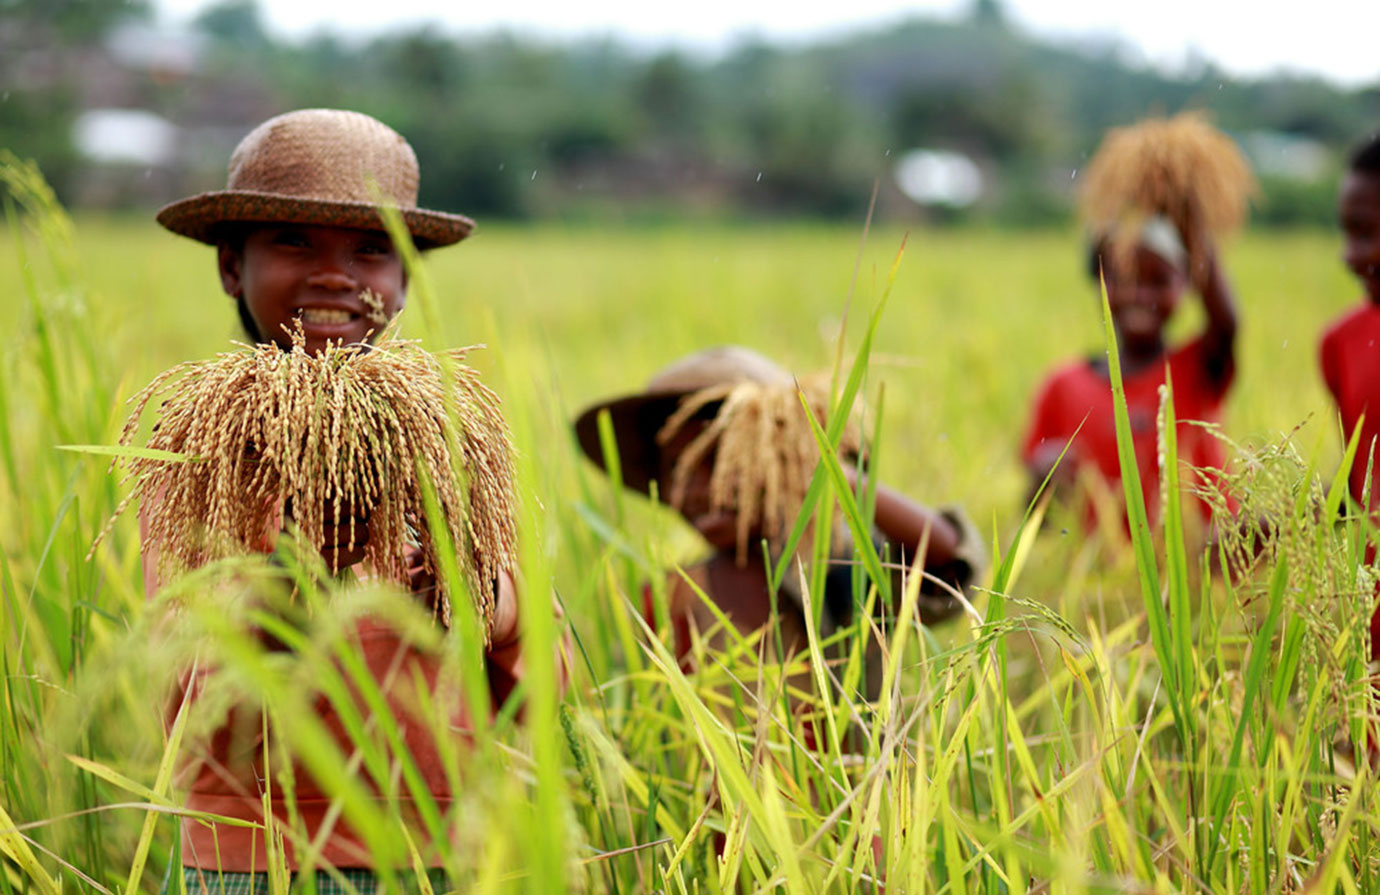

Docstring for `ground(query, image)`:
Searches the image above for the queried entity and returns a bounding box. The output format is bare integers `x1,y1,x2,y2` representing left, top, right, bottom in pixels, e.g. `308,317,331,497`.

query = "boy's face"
1102,244,1186,352
218,224,407,354
1339,171,1380,302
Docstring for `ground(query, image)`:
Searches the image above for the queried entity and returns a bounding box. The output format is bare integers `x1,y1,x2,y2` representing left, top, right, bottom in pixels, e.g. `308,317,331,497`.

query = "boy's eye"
1343,219,1377,239
356,238,394,257
271,230,310,248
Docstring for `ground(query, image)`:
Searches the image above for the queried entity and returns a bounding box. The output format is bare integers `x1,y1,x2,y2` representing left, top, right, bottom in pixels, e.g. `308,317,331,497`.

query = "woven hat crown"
572,346,798,495
227,109,419,207
645,346,792,394
156,108,474,247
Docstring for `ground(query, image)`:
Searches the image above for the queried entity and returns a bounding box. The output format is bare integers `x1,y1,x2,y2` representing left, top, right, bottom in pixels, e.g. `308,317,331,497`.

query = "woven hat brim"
156,190,475,248
574,391,704,496
575,382,862,498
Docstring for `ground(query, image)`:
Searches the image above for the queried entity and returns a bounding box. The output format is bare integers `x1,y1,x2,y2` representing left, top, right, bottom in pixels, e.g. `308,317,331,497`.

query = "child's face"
218,224,407,354
1339,171,1380,302
1102,245,1186,351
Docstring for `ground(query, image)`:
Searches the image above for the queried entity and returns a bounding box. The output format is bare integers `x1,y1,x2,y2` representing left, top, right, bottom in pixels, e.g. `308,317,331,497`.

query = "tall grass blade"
1098,276,1186,744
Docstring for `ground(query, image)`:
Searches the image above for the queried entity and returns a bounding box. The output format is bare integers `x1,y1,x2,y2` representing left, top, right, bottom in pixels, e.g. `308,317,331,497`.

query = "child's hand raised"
1188,240,1222,294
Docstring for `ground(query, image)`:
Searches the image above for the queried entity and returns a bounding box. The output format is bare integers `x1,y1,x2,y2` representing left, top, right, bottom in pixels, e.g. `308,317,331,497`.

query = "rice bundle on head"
1079,110,1257,276
657,374,860,565
100,330,517,639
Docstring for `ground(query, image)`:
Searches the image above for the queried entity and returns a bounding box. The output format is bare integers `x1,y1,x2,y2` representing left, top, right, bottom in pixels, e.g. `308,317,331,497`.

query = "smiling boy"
217,224,405,355
151,109,554,893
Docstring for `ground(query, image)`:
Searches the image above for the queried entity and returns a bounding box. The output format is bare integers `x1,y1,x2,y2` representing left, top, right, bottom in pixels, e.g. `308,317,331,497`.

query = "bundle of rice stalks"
100,330,517,637
1079,110,1257,274
658,375,860,564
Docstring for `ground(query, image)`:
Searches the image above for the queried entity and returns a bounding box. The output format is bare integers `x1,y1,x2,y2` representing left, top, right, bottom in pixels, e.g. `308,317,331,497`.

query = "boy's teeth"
300,308,352,324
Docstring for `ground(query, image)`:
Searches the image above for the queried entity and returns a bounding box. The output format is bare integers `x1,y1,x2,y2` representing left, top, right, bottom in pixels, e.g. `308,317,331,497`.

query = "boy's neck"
1115,333,1166,373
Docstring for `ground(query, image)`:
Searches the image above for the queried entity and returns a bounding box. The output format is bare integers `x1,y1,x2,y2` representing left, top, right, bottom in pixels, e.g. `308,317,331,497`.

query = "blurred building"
894,148,984,207
2,14,276,209
1242,130,1330,182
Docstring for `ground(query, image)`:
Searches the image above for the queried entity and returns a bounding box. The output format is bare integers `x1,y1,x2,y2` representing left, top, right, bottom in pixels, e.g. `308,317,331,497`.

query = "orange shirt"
172,617,512,871
143,505,554,871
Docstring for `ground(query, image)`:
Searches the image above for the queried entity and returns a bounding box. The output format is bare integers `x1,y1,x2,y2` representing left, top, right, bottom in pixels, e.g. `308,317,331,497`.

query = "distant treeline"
4,0,1379,225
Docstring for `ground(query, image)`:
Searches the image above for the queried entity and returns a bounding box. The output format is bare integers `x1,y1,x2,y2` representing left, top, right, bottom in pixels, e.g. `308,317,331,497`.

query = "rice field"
2,158,1378,894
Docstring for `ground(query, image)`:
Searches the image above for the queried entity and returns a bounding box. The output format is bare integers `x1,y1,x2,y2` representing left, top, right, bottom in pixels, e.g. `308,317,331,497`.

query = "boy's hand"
407,548,440,611
1190,241,1238,386
1189,242,1222,294
1030,442,1080,491
321,501,370,571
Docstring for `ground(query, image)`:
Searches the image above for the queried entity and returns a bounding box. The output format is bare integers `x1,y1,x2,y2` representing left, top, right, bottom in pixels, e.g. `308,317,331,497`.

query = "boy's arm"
138,501,164,600
1193,246,1238,386
1025,439,1080,497
1319,325,1342,401
488,570,521,649
843,465,986,626
1021,375,1079,503
843,465,984,584
844,466,961,567
484,570,572,709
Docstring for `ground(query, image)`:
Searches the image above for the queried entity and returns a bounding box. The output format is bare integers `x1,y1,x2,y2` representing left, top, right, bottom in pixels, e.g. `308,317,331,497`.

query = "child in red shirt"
1318,134,1380,660
1022,216,1239,532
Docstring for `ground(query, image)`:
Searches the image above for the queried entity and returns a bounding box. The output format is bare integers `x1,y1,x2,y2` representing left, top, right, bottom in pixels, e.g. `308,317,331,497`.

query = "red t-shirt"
1320,302,1380,512
1318,301,1380,665
1022,336,1234,528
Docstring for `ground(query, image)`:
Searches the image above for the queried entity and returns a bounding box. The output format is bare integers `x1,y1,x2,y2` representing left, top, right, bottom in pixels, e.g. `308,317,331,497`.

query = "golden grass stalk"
1079,110,1257,273
97,329,517,637
658,374,860,565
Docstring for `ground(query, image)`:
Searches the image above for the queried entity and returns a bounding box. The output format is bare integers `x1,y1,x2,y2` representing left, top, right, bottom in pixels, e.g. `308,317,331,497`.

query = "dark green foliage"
192,0,269,49
5,0,1378,222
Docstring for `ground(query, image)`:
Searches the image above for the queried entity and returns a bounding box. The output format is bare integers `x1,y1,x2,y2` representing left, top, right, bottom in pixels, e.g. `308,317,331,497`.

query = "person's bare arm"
843,464,961,568
1194,246,1238,385
405,558,521,649
488,570,520,649
485,569,572,707
842,464,985,625
1024,439,1080,508
138,500,164,600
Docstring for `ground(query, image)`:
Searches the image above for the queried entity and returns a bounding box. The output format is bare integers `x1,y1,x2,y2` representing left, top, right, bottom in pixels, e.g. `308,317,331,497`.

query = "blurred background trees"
3,0,1376,225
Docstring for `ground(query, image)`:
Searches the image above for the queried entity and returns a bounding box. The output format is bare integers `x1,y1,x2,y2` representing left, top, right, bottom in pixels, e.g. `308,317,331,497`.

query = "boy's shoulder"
1313,302,1380,353
1032,356,1101,395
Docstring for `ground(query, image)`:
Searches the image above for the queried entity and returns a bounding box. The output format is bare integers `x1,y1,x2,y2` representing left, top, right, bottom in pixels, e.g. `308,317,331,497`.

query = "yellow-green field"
0,215,1359,525
2,179,1378,895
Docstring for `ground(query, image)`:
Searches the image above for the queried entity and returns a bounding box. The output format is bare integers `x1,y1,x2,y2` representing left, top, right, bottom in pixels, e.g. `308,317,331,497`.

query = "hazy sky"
153,0,1378,86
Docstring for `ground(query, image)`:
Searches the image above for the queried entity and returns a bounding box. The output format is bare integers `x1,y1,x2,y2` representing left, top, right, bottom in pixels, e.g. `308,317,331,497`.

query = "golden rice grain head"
99,336,517,640
658,374,860,564
1079,110,1258,275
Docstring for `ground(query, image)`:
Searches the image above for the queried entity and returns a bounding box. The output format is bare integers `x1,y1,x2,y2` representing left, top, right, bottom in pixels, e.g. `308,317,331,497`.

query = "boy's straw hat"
574,346,792,494
157,108,474,248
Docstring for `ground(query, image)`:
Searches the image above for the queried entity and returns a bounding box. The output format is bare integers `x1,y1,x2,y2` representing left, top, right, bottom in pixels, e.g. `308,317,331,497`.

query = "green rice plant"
4,151,1380,894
